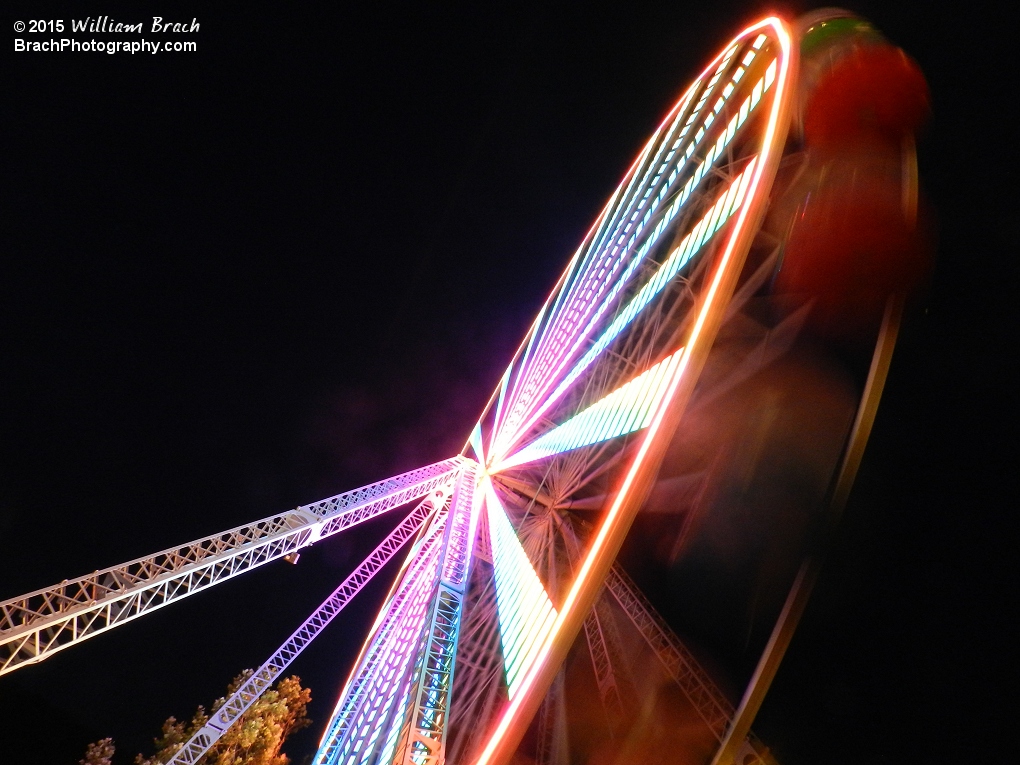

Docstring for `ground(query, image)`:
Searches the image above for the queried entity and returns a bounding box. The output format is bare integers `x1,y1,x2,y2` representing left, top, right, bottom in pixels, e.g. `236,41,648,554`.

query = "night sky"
2,2,1014,763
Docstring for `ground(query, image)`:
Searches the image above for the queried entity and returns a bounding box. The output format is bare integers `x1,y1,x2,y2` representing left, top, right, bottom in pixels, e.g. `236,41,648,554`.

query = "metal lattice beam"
582,605,625,723
0,457,465,675
164,485,453,765
316,520,448,765
559,519,626,727
444,536,506,765
534,669,569,765
395,463,481,765
604,564,734,739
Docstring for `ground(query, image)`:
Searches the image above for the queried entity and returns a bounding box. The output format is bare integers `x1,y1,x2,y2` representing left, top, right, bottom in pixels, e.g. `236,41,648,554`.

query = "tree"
83,672,311,765
81,738,116,765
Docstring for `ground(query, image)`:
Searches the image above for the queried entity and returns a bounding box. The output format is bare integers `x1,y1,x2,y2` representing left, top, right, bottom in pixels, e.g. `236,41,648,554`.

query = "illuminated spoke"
502,154,760,457
483,478,557,699
493,52,779,460
495,347,685,472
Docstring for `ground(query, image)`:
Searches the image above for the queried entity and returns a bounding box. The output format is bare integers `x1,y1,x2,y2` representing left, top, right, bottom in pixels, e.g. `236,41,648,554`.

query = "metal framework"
308,19,800,764
605,564,734,739
393,463,481,765
164,484,456,765
582,605,625,723
317,519,451,765
0,458,463,675
0,13,908,765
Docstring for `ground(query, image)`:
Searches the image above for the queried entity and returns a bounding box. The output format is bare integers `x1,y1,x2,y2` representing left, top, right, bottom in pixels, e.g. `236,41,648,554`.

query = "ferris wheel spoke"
445,565,506,765
499,154,762,461
468,420,486,465
391,463,482,765
485,495,558,687
512,121,695,414
499,143,761,461
481,477,559,701
494,347,685,472
342,556,440,765
493,45,782,461
503,55,714,434
313,464,483,765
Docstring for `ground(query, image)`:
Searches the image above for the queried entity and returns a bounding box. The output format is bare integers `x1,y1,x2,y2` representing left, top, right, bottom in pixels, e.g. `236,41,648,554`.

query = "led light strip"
488,365,512,451
350,568,436,765
496,190,628,451
516,46,734,398
392,472,483,764
355,467,480,765
529,98,691,364
499,42,755,442
483,477,558,698
496,76,711,448
495,347,685,472
485,202,622,456
315,520,447,765
501,60,776,457
469,421,486,464
494,51,776,460
501,154,759,460
473,18,795,764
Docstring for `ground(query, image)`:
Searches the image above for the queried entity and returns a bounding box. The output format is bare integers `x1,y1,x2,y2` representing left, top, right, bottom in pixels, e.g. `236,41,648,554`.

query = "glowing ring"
473,16,798,764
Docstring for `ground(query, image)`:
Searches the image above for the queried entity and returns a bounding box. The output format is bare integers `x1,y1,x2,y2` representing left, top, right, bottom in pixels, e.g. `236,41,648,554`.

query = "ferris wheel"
0,12,929,765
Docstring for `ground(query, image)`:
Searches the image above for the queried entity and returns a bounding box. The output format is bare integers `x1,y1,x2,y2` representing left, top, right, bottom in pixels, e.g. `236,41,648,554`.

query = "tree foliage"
81,673,311,765
80,738,116,765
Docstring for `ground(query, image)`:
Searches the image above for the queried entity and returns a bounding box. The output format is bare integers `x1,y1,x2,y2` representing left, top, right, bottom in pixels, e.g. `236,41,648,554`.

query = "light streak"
489,365,512,454
483,477,557,698
493,78,710,452
494,347,685,472
472,17,795,765
500,155,758,459
491,200,618,454
493,51,775,461
315,521,445,765
469,421,485,464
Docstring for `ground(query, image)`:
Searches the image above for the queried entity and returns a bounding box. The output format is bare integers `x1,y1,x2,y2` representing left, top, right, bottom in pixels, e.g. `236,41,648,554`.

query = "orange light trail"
472,16,795,765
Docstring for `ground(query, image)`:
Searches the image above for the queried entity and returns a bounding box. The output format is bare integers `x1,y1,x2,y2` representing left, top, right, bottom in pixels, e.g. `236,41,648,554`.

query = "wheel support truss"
314,463,482,765
315,520,449,765
394,462,481,765
0,457,466,676
166,484,455,765
605,564,734,739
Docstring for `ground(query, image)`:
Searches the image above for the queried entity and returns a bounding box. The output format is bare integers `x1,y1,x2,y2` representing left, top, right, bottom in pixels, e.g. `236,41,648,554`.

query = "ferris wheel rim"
468,15,800,765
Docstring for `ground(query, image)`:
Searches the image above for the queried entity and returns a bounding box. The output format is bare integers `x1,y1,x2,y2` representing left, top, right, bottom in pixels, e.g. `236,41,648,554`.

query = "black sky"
2,1,1015,763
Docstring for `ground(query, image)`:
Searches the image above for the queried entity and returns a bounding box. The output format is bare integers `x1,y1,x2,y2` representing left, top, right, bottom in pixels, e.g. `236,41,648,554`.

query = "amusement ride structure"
1,12,930,765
